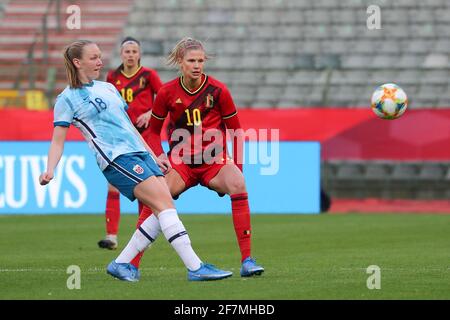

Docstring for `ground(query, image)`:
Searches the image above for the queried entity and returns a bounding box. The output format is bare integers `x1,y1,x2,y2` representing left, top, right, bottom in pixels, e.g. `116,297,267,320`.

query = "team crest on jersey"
205,94,214,108
133,164,144,174
139,76,146,88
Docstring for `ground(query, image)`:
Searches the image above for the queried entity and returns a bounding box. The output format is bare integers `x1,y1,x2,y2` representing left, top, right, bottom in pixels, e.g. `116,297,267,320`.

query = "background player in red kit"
98,37,163,250
134,37,264,277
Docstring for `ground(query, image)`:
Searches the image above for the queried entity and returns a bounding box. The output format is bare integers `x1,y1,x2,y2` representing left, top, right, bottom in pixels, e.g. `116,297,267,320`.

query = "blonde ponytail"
63,40,94,88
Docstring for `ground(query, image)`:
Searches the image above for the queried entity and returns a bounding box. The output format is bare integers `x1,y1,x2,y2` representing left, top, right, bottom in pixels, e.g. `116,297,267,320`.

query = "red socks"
105,195,145,237
230,193,252,262
138,201,144,219
130,205,153,268
105,191,120,235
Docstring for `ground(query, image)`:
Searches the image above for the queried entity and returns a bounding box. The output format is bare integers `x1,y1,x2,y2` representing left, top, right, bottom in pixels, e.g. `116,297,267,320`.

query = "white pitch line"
0,267,447,273
0,266,172,273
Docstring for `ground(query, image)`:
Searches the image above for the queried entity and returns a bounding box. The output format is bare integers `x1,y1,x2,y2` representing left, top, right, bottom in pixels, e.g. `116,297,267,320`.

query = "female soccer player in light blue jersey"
39,40,232,282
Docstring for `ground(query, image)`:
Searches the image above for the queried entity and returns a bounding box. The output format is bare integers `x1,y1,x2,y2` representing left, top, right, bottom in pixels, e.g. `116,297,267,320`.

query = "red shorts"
168,154,230,190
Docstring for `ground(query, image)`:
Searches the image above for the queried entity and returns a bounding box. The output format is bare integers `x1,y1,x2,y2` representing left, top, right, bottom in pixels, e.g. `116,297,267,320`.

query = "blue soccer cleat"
188,263,233,281
240,257,264,277
106,260,140,282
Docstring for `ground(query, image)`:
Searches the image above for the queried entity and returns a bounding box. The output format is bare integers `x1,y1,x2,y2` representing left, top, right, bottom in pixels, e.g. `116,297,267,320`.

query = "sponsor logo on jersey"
116,80,121,85
176,98,182,104
133,164,144,174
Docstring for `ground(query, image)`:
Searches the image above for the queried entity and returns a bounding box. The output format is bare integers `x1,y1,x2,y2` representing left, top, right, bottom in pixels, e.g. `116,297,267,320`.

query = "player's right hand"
136,111,151,129
157,154,171,174
39,172,53,185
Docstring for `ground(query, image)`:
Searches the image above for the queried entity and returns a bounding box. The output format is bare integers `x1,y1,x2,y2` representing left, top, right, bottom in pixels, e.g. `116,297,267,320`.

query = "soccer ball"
371,83,408,120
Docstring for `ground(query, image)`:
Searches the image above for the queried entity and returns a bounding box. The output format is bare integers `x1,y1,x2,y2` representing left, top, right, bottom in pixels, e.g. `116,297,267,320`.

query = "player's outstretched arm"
220,85,244,172
39,126,68,185
146,87,167,157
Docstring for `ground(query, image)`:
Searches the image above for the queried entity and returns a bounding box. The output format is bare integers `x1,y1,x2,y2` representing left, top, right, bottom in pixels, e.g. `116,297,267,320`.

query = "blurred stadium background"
1,0,450,212
0,0,449,300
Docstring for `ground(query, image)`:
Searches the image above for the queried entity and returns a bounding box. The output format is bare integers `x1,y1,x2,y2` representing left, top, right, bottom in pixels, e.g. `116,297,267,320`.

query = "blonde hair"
166,37,208,67
63,40,94,88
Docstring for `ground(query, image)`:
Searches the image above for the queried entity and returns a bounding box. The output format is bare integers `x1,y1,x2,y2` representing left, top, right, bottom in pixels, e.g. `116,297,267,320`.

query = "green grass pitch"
0,213,448,299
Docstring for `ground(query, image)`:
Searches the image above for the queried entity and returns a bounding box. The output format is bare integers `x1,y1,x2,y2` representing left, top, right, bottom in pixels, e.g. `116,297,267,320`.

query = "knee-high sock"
115,213,161,263
158,208,202,271
130,205,157,268
105,191,120,236
231,193,252,262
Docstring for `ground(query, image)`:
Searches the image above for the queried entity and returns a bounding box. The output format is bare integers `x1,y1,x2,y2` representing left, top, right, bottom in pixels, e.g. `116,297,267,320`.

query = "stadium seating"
117,0,450,200
324,160,450,199
1,0,448,110
0,0,133,97
123,0,449,109
0,1,8,19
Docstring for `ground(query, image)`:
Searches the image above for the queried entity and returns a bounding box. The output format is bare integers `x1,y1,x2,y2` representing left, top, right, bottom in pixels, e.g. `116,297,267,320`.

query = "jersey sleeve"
219,85,238,120
148,70,163,94
53,95,74,127
151,87,169,121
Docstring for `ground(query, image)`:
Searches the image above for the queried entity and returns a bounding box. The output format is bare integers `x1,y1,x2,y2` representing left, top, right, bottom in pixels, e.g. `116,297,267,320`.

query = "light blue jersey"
53,80,147,171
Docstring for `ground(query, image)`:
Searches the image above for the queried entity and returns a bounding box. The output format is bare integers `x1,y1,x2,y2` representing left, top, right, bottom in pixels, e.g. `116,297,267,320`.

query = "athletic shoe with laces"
187,263,233,281
240,257,264,277
106,260,140,282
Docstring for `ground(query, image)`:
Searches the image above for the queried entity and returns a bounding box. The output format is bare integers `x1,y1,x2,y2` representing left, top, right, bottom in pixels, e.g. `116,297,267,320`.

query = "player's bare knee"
227,178,247,195
169,183,183,197
165,174,185,196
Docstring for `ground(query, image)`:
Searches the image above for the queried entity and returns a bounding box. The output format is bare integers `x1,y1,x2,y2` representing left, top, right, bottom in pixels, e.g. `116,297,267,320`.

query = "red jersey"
106,66,162,128
149,74,242,168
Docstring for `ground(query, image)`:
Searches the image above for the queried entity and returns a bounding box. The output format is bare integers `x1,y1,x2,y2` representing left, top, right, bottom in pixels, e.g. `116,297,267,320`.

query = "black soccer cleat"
98,239,118,250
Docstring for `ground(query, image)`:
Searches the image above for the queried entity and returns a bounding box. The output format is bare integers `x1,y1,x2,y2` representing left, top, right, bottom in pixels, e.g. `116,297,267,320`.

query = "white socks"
115,208,202,271
105,234,117,244
115,213,161,263
158,208,202,271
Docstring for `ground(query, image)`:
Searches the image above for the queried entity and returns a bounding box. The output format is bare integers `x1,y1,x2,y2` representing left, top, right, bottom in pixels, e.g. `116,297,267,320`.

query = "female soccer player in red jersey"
98,37,163,250
135,37,264,277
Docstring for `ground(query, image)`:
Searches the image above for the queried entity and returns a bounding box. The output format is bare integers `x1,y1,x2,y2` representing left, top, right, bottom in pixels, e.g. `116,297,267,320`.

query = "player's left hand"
136,111,151,129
